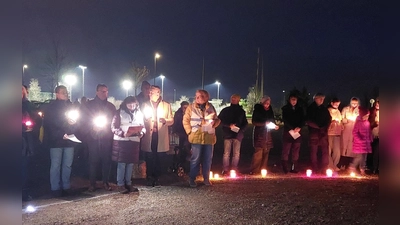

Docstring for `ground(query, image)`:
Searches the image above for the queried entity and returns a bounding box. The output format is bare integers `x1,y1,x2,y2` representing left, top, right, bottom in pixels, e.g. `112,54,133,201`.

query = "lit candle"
306,169,312,177
209,171,213,179
326,169,333,177
230,170,236,178
350,172,356,177
214,174,219,179
261,169,267,177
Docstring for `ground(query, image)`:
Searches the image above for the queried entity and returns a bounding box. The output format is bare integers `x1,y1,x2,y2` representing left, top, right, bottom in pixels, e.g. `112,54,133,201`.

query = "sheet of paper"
202,123,215,134
231,125,240,133
66,134,82,143
289,130,301,140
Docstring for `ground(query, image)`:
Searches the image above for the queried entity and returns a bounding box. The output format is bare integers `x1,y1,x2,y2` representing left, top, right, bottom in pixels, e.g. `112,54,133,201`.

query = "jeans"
50,147,74,191
223,139,241,172
190,144,213,181
349,153,367,171
117,163,133,186
328,135,341,169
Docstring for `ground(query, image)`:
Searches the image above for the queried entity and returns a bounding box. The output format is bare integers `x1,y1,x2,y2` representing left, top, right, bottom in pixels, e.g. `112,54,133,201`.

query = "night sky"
22,0,379,106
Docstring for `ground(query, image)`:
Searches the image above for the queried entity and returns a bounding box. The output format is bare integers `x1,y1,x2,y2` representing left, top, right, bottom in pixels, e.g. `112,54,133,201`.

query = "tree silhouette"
129,62,150,95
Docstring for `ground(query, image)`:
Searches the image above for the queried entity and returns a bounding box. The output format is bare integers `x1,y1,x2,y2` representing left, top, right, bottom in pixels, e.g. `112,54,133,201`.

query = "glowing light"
25,120,32,126
261,169,267,178
230,170,237,178
350,172,356,177
38,111,43,117
67,110,79,121
306,169,312,177
143,107,153,119
266,122,277,129
209,171,213,179
326,169,333,177
93,116,107,128
214,174,219,179
25,205,36,213
155,53,161,59
122,80,132,90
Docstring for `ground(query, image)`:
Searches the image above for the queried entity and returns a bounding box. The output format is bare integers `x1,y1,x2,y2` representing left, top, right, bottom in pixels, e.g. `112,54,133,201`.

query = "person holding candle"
141,85,174,187
327,97,343,172
249,95,279,175
183,89,221,187
306,93,331,174
348,107,373,176
80,84,116,192
339,97,360,169
43,85,78,197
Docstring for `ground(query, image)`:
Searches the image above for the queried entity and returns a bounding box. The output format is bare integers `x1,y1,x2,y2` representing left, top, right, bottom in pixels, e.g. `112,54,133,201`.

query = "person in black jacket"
43,85,78,197
218,94,248,175
172,101,190,168
306,93,332,174
249,96,279,175
281,94,305,173
80,84,116,192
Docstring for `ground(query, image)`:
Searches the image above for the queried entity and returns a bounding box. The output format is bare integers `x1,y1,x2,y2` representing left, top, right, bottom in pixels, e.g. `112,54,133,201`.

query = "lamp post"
64,74,77,100
154,53,161,85
160,75,165,98
22,64,28,77
78,65,87,97
215,81,221,100
122,80,133,97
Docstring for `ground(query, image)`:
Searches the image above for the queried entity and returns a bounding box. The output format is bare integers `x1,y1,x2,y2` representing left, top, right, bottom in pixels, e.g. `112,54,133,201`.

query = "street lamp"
122,80,133,97
215,81,221,99
154,53,161,85
64,74,77,100
22,64,28,77
78,65,87,97
160,75,165,98
283,90,286,104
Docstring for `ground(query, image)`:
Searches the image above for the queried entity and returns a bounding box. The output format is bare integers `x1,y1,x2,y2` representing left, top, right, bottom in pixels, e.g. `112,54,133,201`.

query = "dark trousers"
250,147,271,173
88,140,112,187
145,152,166,179
371,138,379,171
178,134,191,164
282,132,301,162
309,134,329,172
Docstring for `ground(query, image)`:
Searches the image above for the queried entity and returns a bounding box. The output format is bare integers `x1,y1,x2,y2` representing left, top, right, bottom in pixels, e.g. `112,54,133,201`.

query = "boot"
282,160,289,174
290,161,299,173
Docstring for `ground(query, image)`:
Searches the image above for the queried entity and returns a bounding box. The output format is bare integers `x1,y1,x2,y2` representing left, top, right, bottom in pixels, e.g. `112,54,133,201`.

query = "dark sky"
22,0,379,106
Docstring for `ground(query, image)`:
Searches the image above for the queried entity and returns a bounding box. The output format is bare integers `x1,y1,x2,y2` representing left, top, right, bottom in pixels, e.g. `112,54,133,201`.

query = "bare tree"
129,62,150,95
42,38,69,94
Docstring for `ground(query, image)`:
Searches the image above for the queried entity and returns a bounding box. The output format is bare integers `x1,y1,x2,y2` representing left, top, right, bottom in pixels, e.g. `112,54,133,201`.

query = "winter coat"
140,98,173,152
43,99,77,148
183,102,221,145
282,103,305,132
252,104,275,149
352,117,373,154
306,102,331,139
218,104,248,141
111,108,145,163
22,98,35,156
327,107,343,136
172,108,186,136
79,96,116,143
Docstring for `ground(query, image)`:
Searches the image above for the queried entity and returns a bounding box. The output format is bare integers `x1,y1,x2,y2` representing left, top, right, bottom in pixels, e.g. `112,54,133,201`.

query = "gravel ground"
22,172,378,225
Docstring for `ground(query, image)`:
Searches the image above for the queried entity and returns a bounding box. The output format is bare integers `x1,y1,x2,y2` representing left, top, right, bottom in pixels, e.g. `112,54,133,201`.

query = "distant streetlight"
283,90,286,104
160,75,165,99
22,64,28,77
78,65,87,97
215,81,221,99
64,74,77,100
153,53,161,85
122,80,133,97
173,88,176,102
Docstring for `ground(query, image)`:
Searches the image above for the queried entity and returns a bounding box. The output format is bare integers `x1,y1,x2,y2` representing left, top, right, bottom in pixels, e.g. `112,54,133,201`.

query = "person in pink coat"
349,107,373,175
